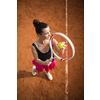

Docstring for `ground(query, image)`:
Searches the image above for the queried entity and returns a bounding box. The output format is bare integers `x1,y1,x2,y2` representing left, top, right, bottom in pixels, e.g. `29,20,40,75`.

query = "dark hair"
33,19,48,34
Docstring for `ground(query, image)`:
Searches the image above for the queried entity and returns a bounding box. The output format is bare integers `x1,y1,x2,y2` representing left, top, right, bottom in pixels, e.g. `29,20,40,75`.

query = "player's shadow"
17,70,48,80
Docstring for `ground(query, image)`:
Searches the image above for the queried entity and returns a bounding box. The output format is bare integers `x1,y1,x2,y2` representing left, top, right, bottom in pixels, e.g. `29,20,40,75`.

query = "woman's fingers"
45,59,52,66
62,42,67,47
62,42,65,44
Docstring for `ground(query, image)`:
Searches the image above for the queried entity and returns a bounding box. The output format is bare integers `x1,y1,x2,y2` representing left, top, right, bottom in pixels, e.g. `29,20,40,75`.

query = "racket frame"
50,32,75,61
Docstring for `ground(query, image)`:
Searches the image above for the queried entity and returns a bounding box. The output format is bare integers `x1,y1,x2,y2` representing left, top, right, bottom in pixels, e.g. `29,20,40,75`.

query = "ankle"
45,71,49,73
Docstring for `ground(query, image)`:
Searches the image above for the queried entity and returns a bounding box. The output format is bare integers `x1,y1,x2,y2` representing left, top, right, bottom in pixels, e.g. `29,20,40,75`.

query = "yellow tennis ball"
58,42,64,49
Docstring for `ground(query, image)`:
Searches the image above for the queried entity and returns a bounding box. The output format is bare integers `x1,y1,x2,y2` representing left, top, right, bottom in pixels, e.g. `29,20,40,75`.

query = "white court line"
65,0,68,100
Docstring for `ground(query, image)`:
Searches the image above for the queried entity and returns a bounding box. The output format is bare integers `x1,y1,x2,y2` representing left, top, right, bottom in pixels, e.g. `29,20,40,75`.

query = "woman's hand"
44,58,52,66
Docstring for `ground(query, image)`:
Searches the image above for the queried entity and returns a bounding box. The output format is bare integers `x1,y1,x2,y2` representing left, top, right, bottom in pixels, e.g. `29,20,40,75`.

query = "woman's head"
33,19,51,40
33,19,48,35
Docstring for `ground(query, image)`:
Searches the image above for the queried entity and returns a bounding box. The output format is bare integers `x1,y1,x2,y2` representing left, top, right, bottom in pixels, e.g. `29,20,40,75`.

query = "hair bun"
33,19,40,27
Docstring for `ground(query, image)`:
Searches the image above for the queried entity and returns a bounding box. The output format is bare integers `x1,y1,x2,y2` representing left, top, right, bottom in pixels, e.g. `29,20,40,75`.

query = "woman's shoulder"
32,41,38,50
32,40,40,49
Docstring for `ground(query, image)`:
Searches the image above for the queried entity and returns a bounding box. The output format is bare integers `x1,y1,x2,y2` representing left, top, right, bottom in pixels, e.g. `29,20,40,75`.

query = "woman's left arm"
52,39,65,56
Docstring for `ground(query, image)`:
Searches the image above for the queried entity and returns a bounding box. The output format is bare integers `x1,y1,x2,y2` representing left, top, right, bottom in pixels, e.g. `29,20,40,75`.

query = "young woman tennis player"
31,19,65,80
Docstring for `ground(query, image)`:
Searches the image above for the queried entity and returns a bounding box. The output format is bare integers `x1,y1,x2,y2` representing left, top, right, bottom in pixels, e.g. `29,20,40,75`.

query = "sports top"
32,43,53,61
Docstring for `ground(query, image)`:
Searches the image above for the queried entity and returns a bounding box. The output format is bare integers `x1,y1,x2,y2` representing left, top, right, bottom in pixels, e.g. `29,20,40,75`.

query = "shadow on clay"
17,70,49,80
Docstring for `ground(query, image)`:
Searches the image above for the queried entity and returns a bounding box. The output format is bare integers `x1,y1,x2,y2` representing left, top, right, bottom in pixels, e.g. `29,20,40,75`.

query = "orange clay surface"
17,0,84,100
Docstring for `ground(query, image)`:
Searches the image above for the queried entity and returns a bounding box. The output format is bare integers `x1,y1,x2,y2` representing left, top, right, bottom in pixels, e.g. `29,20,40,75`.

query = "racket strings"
51,35,73,60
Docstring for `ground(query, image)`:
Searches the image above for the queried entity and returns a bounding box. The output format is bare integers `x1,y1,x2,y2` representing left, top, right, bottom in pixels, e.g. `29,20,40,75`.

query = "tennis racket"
50,32,75,61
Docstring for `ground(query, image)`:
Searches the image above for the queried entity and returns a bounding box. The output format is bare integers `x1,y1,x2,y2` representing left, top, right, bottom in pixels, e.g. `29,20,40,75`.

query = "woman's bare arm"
52,39,65,56
31,46,51,66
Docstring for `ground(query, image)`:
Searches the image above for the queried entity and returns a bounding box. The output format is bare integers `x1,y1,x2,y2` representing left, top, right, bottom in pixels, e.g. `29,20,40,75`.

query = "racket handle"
50,57,54,61
50,57,58,60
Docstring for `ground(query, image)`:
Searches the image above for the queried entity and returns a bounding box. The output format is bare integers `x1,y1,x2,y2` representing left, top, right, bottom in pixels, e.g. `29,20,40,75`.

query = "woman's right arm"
31,46,51,66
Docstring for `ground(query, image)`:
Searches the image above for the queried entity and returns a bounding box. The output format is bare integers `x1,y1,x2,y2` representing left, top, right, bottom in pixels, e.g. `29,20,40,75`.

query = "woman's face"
39,26,51,40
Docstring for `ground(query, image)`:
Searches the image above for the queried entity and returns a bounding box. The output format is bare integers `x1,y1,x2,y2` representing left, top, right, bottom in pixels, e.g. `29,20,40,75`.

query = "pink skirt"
32,59,56,72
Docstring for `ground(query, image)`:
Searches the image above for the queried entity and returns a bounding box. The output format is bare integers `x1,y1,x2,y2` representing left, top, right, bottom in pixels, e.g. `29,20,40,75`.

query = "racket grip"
50,57,54,61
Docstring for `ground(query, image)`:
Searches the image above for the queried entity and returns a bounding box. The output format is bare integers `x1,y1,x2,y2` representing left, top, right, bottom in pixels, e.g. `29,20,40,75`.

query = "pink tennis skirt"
32,59,56,72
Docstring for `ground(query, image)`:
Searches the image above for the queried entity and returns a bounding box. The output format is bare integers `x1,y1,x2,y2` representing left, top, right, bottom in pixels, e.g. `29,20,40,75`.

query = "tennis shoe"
32,66,36,76
45,71,53,80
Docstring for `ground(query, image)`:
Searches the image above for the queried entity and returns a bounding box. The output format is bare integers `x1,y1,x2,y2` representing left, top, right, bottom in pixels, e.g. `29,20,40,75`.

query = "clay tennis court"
17,0,84,100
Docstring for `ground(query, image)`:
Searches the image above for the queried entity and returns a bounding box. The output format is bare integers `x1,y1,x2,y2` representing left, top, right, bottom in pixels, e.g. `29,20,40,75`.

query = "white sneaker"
32,66,36,76
45,72,53,80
